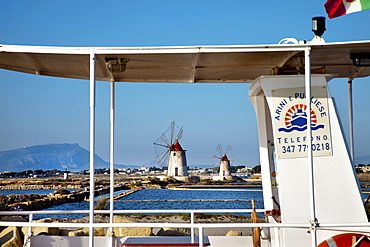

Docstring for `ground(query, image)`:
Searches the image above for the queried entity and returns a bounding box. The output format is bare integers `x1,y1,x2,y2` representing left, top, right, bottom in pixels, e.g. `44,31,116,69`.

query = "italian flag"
325,0,370,18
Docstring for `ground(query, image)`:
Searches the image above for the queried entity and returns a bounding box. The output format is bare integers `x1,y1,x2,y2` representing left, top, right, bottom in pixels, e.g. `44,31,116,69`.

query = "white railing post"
198,226,204,247
28,212,33,235
191,211,195,243
24,212,33,247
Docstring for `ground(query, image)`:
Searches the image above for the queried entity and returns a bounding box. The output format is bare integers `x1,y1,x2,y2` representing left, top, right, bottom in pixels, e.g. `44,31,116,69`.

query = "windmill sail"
154,121,188,177
213,144,232,181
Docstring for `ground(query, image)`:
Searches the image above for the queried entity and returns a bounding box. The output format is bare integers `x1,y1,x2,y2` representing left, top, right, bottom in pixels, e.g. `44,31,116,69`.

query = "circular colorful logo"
284,104,316,127
278,104,324,133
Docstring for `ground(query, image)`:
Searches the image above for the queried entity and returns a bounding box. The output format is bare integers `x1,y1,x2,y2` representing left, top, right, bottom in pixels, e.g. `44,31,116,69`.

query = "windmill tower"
213,144,232,181
154,121,188,177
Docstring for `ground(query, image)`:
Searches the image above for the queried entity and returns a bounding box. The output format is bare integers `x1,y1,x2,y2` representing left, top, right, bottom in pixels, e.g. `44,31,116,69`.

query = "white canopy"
1,40,370,83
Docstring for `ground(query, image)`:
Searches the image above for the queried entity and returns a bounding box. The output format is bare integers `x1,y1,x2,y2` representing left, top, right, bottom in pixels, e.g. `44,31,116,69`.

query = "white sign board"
272,86,332,159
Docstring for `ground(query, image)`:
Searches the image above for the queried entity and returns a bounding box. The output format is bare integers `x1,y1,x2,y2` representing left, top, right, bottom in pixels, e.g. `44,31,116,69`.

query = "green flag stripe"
361,0,370,10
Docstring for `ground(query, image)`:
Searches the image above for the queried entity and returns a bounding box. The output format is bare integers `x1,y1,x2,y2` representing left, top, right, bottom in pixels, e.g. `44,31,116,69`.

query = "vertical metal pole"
109,80,115,242
191,212,195,243
348,80,354,165
25,213,33,247
89,50,96,247
198,226,203,247
305,47,317,247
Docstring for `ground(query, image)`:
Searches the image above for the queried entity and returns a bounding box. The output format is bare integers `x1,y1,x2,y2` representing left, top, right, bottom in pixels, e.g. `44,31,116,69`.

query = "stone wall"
0,184,81,190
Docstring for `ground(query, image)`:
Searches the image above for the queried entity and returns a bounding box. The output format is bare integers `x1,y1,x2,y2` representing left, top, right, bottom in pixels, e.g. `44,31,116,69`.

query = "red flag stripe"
324,0,347,19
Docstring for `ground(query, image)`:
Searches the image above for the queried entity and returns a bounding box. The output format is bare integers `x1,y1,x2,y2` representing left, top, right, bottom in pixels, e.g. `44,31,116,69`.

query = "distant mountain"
0,143,108,172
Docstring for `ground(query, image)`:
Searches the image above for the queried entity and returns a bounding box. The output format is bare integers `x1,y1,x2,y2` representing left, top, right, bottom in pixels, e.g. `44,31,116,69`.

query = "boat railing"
1,209,370,247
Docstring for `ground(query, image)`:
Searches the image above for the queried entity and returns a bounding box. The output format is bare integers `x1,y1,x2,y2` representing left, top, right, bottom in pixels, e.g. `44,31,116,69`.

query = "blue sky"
0,0,369,169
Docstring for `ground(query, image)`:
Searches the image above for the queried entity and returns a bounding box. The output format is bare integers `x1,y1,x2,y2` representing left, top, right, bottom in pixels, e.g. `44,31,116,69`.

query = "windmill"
212,144,232,181
154,121,188,177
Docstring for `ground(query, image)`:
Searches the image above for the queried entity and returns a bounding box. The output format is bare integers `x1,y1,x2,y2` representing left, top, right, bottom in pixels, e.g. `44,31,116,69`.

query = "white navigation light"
312,16,326,37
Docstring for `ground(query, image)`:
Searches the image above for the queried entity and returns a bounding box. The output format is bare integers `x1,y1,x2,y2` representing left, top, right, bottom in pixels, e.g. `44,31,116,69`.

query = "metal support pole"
191,212,195,243
348,80,354,165
109,80,115,244
89,50,96,247
305,48,317,247
198,226,204,247
24,213,33,247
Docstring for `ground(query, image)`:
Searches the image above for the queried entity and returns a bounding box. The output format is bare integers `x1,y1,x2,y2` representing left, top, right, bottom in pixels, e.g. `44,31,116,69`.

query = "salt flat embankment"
4,184,131,211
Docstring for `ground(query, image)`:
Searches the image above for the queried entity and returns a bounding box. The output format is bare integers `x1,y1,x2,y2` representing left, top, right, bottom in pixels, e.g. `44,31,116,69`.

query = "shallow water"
35,188,263,220
5,188,368,220
115,188,263,210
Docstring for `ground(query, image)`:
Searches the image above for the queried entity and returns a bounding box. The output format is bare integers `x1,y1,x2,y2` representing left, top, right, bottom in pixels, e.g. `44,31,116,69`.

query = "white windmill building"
213,144,233,181
154,121,188,178
167,140,188,177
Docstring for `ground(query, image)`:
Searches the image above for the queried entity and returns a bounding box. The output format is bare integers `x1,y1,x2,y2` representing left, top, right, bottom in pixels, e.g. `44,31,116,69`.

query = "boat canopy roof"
1,40,370,83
